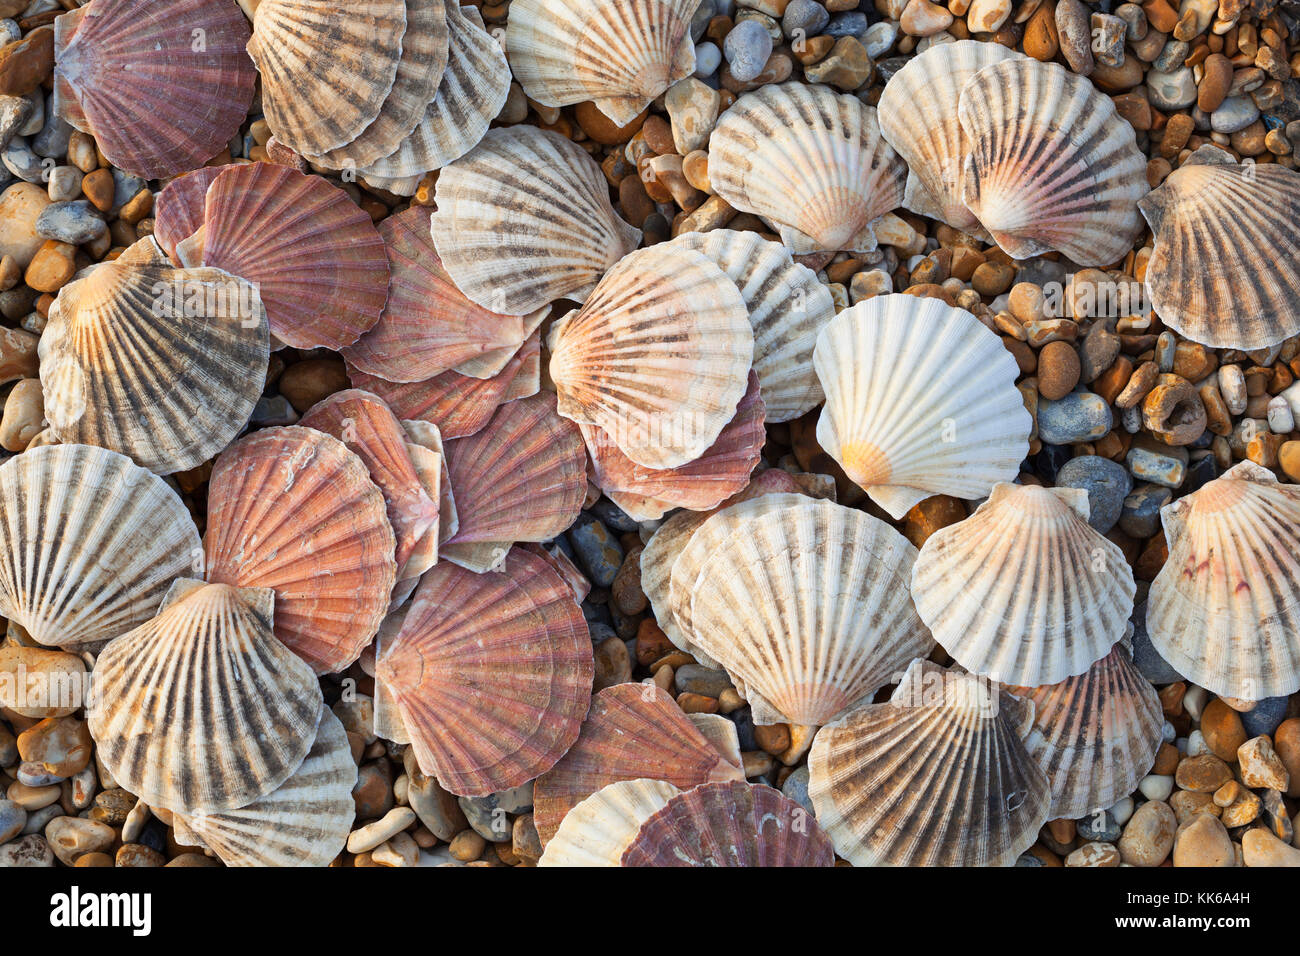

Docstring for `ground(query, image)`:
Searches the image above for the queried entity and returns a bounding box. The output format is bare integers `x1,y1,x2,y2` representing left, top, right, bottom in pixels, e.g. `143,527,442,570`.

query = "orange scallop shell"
375,546,593,796
299,389,438,571
203,426,398,675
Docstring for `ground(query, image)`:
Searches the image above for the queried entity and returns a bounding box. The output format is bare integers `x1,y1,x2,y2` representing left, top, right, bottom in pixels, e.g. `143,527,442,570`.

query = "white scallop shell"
537,778,680,867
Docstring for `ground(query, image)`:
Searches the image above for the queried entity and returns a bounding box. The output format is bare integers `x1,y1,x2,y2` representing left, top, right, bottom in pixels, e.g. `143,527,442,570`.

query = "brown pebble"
1037,341,1081,400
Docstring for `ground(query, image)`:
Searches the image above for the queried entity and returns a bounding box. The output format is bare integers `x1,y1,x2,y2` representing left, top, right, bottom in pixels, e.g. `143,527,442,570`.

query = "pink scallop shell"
153,165,228,261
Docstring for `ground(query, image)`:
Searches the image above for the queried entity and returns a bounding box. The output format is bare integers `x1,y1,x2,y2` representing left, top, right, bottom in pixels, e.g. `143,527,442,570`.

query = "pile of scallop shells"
1,0,1300,869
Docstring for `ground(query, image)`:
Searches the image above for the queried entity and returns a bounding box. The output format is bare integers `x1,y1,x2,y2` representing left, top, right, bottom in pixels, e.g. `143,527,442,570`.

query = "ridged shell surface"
538,779,680,867
877,40,1020,237
506,0,698,125
709,82,906,253
247,0,406,155
430,125,641,315
53,0,257,178
814,294,1031,519
1007,643,1163,819
88,579,323,815
0,444,200,648
912,483,1135,686
38,249,268,474
179,709,356,866
203,426,398,675
958,57,1147,266
1147,461,1300,699
375,547,593,796
1139,162,1300,350
622,781,835,867
668,230,835,422
153,166,227,261
533,683,745,846
548,244,753,470
687,497,935,726
808,659,1051,866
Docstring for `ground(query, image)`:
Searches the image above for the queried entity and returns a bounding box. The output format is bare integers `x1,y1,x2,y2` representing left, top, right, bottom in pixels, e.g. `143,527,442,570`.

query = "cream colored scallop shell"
708,82,906,254
537,778,681,867
814,294,1031,519
912,483,1135,687
1147,460,1300,700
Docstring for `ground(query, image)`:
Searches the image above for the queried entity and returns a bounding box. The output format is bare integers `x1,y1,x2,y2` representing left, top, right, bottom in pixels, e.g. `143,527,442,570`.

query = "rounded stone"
1117,799,1176,866
723,19,773,82
1056,455,1132,534
1037,341,1080,400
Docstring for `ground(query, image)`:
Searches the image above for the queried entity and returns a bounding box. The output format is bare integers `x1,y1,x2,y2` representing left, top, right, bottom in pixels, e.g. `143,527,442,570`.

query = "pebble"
781,764,813,813
782,0,828,38
1171,814,1233,866
1238,735,1289,791
1147,67,1197,110
1066,842,1121,866
1037,391,1113,445
1037,341,1080,400
1210,96,1260,134
1200,697,1247,761
1056,455,1132,534
0,27,53,96
1174,753,1234,792
34,199,104,244
593,635,632,690
0,797,24,842
347,806,416,854
1138,773,1175,801
404,752,469,840
1118,483,1170,538
1240,696,1288,738
0,377,42,452
804,36,873,90
567,514,624,588
899,0,953,36
863,21,898,58
723,19,772,82
0,180,48,266
1,134,41,182
825,11,870,37
0,91,28,148
694,41,722,78
44,816,114,866
1118,799,1176,866
1125,435,1188,488
0,833,54,866
1242,827,1300,866
665,78,720,155
1077,810,1121,842
372,832,420,867
674,663,733,697
1055,0,1094,74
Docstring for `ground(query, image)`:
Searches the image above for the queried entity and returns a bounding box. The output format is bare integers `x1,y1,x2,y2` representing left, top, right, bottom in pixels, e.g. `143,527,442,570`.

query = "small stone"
1172,814,1233,866
0,798,25,842
1174,753,1234,792
1240,696,1289,738
0,180,49,267
1242,827,1300,866
1078,810,1122,842
804,35,872,89
16,716,91,778
1037,391,1113,445
1037,341,1081,400
0,27,53,96
782,0,829,38
23,239,76,293
1238,735,1289,791
1118,799,1176,866
1119,483,1170,539
1198,53,1234,112
1147,66,1197,110
1138,773,1174,801
900,0,953,36
593,635,632,690
567,513,624,587
1200,697,1247,761
1056,455,1132,534
44,816,114,866
966,0,1012,33
1066,842,1121,866
674,663,732,697
0,91,29,148
1125,434,1188,488
347,806,416,854
116,843,166,867
1055,0,1094,74
664,77,721,154
34,199,105,245
0,833,54,866
448,828,486,861
0,377,42,452
723,19,773,82
1219,788,1261,827
1211,96,1260,134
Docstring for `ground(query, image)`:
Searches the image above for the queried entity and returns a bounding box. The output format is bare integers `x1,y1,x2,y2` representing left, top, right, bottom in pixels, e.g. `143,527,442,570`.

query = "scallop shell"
403,419,458,547
506,0,697,126
38,246,269,474
203,426,398,675
357,0,512,183
686,497,935,727
153,166,227,262
0,444,201,649
430,125,641,315
304,0,449,170
622,781,835,867
667,230,835,422
582,371,765,522
708,82,906,254
342,206,544,383
185,163,390,351
441,392,587,557
521,542,589,605
88,579,323,815
374,547,593,796
807,659,1051,866
178,708,357,867
246,0,407,155
958,57,1147,266
534,683,745,846
548,244,753,470
53,0,257,178
877,40,1020,238
1139,162,1300,350
347,330,541,440
538,779,680,867
399,440,442,580
813,294,1031,519
1147,460,1300,699
298,389,439,572
912,483,1135,686
1007,643,1163,820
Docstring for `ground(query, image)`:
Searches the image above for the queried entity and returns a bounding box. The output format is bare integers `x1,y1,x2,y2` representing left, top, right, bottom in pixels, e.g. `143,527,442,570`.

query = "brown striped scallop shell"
53,0,257,178
0,444,201,649
246,0,407,155
299,390,439,572
88,579,324,815
548,244,754,471
533,683,745,847
1139,160,1300,350
38,242,269,474
506,0,698,126
808,659,1051,867
958,57,1148,266
1147,460,1300,700
203,426,398,675
622,781,835,867
1007,643,1163,820
708,82,906,254
375,547,593,796
430,125,641,315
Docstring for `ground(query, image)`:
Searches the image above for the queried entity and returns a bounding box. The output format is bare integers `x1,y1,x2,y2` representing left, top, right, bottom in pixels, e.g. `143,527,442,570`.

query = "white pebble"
1186,729,1211,756
1268,395,1296,433
1219,364,1247,414
1138,773,1174,801
347,806,416,854
1182,684,1208,722
1162,720,1176,742
1109,796,1135,826
863,20,899,58
0,19,21,44
693,41,721,78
